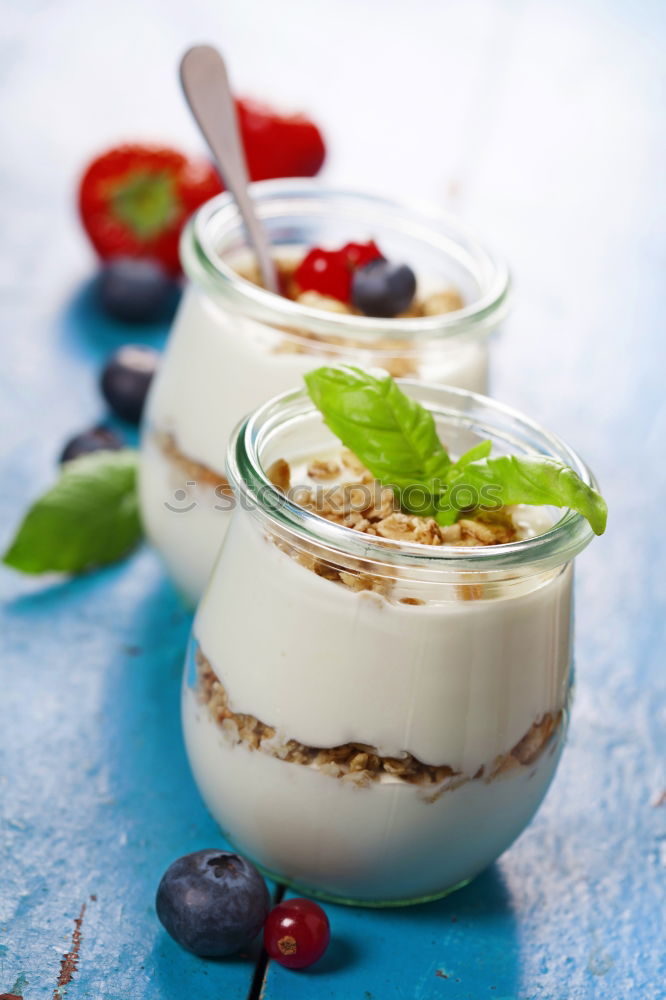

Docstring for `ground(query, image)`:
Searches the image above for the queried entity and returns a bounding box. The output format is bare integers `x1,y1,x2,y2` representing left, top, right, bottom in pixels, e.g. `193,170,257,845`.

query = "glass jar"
139,180,509,603
181,381,597,907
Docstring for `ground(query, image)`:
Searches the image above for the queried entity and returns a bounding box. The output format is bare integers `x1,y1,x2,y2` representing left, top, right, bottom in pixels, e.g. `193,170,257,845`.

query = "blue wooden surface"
1,1,665,998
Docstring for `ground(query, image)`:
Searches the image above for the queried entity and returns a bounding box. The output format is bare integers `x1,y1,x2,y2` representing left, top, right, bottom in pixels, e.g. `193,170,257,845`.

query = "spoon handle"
180,45,279,293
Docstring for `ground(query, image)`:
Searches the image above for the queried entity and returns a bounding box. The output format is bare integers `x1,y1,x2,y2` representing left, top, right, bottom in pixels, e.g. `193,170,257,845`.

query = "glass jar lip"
226,380,598,575
182,179,511,346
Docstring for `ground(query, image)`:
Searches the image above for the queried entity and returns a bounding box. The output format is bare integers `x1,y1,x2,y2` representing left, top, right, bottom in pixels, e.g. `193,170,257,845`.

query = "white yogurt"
138,433,232,605
182,504,573,903
195,508,571,771
140,286,489,603
183,681,563,903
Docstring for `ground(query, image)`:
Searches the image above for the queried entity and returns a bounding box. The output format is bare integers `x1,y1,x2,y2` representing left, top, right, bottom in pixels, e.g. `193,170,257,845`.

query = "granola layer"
156,431,233,496
269,450,517,546
236,259,465,378
266,451,518,601
238,257,465,321
195,648,561,792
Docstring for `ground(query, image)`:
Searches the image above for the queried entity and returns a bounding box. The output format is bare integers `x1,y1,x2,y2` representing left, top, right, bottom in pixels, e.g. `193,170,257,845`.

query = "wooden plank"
0,548,276,1000
1,0,664,998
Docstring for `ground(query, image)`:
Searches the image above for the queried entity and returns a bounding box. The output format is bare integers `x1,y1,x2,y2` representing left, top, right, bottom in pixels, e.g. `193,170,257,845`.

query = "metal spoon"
180,44,279,293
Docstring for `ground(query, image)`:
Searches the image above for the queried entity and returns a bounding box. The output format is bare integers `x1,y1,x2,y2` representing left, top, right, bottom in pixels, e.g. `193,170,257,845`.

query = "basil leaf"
3,449,143,574
304,366,607,536
304,367,451,499
440,455,607,535
452,439,492,468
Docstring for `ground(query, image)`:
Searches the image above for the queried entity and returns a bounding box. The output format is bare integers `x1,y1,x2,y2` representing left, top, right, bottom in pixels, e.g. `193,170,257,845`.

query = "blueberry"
60,426,123,464
98,257,177,323
156,850,270,957
100,344,159,424
351,259,417,318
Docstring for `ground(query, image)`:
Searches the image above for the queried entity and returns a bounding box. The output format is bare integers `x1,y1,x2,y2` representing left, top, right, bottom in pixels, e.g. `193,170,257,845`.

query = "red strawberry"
340,240,383,271
294,240,384,303
236,98,326,180
78,100,326,275
294,247,353,302
78,145,222,275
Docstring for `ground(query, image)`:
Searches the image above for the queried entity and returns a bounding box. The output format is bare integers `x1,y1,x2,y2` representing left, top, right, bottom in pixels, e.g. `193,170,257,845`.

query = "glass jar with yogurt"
182,381,597,906
140,180,509,603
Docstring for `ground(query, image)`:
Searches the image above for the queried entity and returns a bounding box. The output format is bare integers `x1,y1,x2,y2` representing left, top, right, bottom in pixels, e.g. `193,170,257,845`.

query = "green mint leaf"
3,449,143,574
304,367,451,502
440,455,608,535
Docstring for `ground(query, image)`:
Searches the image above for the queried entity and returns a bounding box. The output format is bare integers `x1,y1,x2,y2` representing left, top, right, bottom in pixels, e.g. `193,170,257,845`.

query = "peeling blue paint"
185,639,199,689
1,2,666,1000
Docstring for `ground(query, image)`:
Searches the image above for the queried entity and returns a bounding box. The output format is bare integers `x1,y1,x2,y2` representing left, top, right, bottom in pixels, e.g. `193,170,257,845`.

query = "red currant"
263,897,330,969
293,240,384,303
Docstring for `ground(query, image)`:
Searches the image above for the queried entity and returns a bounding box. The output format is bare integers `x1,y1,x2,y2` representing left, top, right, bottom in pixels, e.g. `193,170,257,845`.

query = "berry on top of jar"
237,239,465,319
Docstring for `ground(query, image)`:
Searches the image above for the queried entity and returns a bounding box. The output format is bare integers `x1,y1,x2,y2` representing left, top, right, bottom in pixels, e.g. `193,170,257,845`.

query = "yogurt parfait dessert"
182,369,606,905
140,180,510,602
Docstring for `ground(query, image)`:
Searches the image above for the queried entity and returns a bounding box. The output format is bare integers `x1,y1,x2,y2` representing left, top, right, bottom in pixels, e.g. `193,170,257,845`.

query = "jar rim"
226,380,598,575
181,179,511,346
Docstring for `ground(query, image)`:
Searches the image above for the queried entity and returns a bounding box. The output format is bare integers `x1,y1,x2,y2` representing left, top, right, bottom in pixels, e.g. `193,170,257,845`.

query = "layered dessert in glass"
181,378,602,905
139,180,509,602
